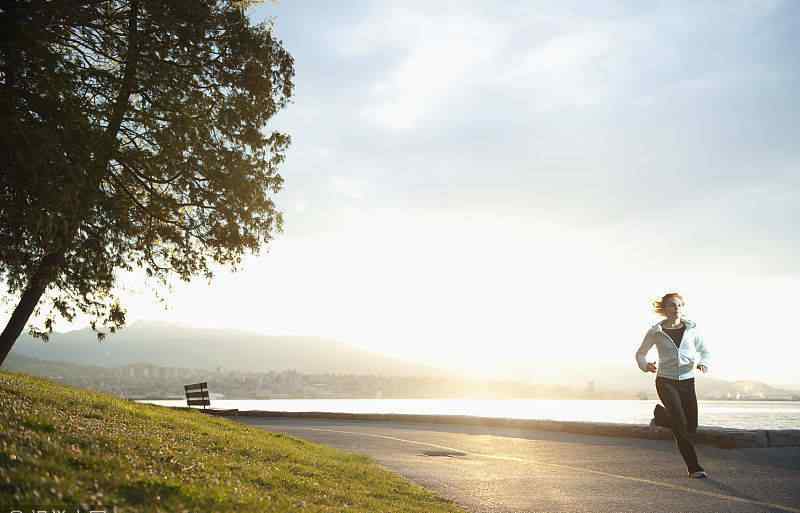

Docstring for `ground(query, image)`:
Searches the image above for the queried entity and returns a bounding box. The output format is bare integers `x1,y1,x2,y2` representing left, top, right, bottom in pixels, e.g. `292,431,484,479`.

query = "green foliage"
0,0,294,337
0,372,465,512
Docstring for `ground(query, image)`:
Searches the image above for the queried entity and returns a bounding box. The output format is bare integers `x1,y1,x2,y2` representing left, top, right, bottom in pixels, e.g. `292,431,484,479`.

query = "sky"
7,1,800,385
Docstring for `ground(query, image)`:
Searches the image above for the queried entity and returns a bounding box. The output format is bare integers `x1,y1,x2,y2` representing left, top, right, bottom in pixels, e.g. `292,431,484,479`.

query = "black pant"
655,377,702,473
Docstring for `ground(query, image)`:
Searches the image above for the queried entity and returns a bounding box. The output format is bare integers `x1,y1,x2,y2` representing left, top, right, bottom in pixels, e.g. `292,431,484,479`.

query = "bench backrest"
184,382,210,409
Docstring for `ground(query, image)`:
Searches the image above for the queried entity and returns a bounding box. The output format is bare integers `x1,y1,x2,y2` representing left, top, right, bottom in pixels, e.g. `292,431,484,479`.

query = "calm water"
143,399,800,430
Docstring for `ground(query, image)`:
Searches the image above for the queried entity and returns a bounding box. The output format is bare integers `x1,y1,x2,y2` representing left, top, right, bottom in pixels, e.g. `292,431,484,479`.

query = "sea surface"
142,398,800,430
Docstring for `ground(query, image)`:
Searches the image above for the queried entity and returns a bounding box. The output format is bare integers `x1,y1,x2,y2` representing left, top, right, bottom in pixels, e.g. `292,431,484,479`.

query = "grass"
0,371,466,513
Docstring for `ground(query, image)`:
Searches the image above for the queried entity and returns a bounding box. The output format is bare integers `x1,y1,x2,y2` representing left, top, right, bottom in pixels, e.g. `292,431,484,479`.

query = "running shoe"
688,470,708,479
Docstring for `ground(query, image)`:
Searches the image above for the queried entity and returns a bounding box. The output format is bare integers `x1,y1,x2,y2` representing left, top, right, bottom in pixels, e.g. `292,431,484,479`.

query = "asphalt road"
234,416,800,513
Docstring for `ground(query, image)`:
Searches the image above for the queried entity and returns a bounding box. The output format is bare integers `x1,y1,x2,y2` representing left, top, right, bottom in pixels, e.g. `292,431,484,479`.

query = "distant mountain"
10,321,442,377
8,322,797,399
4,352,107,377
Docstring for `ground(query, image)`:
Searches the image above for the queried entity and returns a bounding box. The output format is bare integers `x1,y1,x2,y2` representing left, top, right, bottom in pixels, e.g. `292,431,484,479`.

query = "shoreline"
193,409,800,449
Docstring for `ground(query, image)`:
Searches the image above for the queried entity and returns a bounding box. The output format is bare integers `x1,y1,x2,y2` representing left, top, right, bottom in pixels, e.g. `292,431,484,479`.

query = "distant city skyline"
4,1,799,385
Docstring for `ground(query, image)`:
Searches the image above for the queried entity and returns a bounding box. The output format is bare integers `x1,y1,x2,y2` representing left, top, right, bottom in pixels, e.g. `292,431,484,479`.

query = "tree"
0,0,295,365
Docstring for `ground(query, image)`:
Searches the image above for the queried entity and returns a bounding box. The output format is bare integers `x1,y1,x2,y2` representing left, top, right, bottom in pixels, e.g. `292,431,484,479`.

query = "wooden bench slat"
183,381,236,415
185,381,230,411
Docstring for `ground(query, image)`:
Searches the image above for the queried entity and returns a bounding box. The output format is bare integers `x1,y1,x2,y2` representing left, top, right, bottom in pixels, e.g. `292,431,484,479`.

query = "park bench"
184,382,238,415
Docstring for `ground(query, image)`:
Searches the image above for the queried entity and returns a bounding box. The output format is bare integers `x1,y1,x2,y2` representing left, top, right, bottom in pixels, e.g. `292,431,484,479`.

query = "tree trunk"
0,252,65,366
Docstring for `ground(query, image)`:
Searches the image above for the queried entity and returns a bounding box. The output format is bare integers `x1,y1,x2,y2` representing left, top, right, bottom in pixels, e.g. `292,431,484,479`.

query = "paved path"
235,417,800,513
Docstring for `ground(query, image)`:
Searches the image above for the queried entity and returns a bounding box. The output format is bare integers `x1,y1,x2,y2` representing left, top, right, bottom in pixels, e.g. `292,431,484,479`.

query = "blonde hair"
652,292,685,317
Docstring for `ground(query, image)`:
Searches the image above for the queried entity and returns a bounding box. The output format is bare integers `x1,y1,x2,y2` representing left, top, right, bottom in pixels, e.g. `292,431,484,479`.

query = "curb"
224,410,800,449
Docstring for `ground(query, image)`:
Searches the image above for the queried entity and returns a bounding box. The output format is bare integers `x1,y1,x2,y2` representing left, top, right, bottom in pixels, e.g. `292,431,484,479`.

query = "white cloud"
335,8,507,130
329,175,369,200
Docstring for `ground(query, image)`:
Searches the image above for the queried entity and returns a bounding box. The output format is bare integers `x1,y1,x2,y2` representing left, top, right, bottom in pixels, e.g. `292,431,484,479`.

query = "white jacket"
635,319,711,380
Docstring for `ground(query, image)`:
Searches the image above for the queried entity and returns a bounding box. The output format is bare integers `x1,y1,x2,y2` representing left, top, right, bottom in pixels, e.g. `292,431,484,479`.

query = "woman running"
636,292,711,478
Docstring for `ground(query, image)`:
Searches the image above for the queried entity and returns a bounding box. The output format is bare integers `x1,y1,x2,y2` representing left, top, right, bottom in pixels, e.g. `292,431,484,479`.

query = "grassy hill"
0,371,464,513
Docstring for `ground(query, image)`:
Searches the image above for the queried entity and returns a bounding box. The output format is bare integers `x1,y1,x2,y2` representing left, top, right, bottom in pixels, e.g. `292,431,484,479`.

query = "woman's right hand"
646,362,657,373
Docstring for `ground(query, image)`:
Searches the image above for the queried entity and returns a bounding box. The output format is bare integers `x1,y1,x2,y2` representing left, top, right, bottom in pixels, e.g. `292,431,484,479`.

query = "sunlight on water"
143,399,800,430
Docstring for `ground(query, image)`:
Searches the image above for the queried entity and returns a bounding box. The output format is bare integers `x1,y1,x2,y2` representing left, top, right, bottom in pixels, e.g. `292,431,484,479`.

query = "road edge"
212,410,800,449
